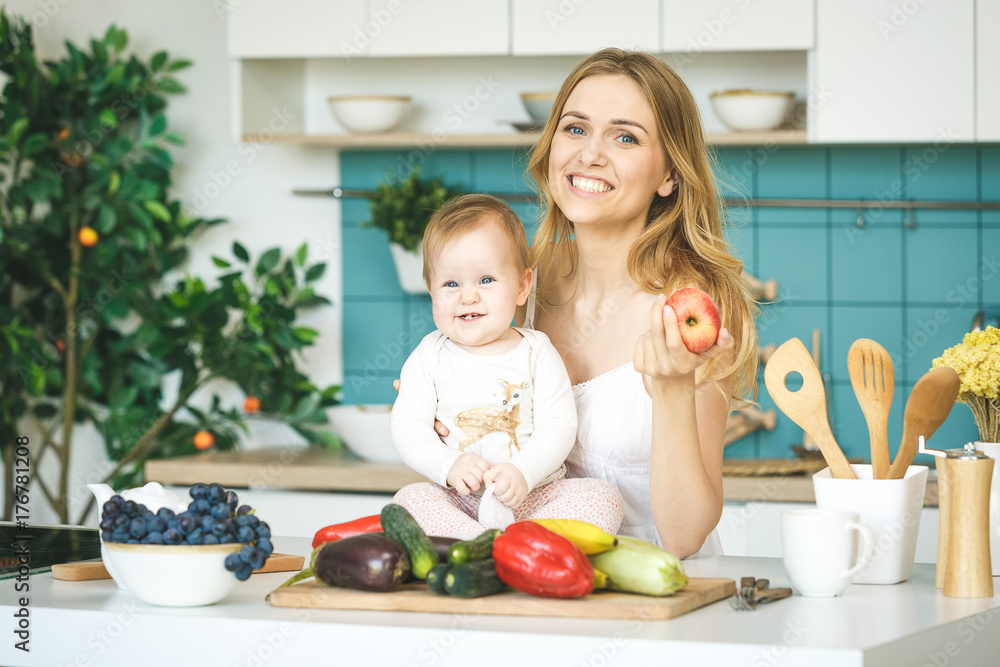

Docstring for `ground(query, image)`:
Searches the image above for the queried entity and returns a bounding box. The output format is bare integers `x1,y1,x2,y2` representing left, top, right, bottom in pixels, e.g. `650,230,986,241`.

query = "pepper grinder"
923,437,995,598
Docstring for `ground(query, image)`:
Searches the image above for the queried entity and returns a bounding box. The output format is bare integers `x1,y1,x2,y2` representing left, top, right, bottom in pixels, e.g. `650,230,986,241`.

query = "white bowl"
327,95,411,133
329,404,399,463
520,92,557,122
103,542,241,607
709,90,794,132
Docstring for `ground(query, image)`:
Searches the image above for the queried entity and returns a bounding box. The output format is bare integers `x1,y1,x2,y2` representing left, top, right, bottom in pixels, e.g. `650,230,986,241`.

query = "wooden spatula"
764,337,856,479
847,339,894,479
886,367,960,479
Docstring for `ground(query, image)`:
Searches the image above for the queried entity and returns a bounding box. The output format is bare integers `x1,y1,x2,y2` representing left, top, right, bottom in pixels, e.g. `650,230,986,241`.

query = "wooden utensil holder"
938,455,995,598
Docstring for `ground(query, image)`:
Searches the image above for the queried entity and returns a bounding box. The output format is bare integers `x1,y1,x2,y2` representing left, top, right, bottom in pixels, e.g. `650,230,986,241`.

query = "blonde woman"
519,48,758,558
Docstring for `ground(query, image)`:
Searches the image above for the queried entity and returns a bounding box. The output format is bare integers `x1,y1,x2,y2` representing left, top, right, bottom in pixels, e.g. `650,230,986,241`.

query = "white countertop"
2,537,998,667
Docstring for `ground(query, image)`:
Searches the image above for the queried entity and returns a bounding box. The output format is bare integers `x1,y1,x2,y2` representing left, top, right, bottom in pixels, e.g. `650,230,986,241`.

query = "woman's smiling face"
547,74,676,231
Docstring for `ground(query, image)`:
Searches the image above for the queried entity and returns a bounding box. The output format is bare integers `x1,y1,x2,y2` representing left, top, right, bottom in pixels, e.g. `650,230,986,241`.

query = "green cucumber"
443,558,506,598
448,528,501,565
380,504,438,579
426,563,451,595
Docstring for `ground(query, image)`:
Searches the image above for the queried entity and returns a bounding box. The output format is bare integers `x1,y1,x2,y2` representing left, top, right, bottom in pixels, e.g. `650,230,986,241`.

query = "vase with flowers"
933,325,1000,443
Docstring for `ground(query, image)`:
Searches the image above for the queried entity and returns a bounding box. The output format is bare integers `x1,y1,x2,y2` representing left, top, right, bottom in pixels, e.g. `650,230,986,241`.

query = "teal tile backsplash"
340,145,999,462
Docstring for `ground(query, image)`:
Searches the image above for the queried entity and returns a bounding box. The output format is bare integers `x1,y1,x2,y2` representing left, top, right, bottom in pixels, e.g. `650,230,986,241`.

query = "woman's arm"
634,294,735,558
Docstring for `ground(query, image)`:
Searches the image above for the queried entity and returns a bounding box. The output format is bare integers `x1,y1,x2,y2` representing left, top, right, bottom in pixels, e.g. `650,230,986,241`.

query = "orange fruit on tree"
243,396,261,414
78,227,99,247
57,127,70,141
193,430,215,451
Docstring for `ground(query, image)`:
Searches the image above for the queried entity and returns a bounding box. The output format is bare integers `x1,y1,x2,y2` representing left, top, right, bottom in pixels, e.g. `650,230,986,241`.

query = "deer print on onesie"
455,378,529,457
390,329,577,494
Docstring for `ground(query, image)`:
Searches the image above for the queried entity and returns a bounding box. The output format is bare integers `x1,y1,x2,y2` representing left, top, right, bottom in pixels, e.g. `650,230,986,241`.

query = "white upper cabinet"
511,0,659,56
661,0,814,52
811,0,975,143
366,0,509,57
227,0,366,58
978,0,1000,141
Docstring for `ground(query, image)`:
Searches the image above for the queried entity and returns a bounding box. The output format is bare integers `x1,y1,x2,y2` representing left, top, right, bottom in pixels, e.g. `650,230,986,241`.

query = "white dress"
524,291,723,558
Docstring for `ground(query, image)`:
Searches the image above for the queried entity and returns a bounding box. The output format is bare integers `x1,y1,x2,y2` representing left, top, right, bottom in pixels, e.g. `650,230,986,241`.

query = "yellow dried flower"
932,326,1000,400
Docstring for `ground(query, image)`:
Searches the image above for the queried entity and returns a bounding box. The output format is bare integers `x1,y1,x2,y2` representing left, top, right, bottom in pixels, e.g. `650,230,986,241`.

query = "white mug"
782,509,875,597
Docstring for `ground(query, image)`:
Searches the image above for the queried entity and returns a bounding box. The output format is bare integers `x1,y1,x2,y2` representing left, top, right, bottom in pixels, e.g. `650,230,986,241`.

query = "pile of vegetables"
272,506,688,600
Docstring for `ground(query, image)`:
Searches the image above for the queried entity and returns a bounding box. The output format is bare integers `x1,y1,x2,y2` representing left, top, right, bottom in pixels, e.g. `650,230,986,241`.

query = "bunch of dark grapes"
100,482,273,581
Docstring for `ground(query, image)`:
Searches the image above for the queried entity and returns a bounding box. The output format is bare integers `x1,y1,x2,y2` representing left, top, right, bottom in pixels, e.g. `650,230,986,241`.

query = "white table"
2,537,998,667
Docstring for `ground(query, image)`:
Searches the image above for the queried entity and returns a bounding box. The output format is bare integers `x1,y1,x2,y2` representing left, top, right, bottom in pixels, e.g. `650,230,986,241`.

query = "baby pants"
392,467,625,540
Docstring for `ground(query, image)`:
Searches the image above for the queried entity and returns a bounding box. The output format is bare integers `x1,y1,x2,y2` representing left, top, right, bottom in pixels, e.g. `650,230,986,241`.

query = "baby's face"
428,224,531,352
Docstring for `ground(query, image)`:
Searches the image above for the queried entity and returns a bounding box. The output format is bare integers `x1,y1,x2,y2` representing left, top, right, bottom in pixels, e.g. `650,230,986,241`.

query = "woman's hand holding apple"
633,289,733,384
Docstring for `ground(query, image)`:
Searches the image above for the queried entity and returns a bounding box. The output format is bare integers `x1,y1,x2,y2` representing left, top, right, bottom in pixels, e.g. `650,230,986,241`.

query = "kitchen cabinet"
228,0,508,59
811,0,975,143
978,0,1000,141
511,0,659,56
660,0,814,52
226,0,365,58
366,0,509,57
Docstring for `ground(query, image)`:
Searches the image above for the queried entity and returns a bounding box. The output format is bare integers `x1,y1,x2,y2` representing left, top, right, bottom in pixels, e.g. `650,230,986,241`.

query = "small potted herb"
361,166,464,293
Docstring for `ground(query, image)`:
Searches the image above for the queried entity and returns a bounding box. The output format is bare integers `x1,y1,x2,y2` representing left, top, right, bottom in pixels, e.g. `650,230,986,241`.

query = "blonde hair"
422,194,530,285
527,48,758,404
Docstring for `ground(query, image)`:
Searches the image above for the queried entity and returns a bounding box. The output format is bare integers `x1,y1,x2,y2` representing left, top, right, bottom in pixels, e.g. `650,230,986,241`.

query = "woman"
519,48,758,558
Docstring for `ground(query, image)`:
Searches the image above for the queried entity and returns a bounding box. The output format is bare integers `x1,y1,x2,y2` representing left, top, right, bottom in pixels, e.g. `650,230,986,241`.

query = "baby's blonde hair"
422,194,530,285
527,48,759,404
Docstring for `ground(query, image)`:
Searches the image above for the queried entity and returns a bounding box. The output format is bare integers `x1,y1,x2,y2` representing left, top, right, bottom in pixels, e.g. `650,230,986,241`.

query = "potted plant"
361,165,464,294
0,12,339,524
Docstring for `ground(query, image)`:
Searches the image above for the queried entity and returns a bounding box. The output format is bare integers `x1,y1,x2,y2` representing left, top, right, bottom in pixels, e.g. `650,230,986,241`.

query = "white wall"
4,0,343,526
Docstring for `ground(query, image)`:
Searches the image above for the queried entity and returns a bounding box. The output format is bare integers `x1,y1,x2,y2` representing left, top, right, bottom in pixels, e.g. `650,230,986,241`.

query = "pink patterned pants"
392,468,625,540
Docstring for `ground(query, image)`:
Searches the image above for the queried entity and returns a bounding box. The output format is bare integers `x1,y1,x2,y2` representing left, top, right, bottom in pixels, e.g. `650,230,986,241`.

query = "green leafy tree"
0,12,339,524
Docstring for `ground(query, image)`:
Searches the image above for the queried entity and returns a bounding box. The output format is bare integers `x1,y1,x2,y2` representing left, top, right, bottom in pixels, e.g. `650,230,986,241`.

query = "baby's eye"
479,276,495,285
444,281,458,288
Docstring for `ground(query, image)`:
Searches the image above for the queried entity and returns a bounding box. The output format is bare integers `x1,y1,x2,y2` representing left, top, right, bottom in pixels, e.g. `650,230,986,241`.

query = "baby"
390,194,581,538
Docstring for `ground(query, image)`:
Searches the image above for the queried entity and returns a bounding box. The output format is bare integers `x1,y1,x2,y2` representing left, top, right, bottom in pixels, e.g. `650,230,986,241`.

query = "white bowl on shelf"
520,92,557,122
709,89,794,132
327,95,411,134
329,404,400,463
102,542,242,607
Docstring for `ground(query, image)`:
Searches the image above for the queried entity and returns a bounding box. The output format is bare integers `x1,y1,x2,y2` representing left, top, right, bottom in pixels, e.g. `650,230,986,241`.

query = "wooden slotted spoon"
764,337,856,479
847,339,894,479
887,366,961,479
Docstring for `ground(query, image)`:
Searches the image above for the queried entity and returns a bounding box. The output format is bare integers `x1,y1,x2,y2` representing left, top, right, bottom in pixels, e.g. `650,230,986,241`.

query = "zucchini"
587,535,687,596
443,558,506,598
381,503,438,579
426,563,451,595
448,528,501,565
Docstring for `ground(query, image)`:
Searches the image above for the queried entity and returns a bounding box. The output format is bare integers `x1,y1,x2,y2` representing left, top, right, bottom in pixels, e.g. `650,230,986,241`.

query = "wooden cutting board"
52,553,304,581
267,577,735,620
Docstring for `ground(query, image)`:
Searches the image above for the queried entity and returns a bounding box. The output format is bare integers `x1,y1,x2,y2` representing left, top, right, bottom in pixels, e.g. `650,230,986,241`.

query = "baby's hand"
446,452,491,495
482,463,528,509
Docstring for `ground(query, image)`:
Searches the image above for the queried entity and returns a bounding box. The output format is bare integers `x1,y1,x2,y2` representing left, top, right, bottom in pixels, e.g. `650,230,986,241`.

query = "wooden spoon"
847,339,894,479
764,337,856,479
887,366,961,479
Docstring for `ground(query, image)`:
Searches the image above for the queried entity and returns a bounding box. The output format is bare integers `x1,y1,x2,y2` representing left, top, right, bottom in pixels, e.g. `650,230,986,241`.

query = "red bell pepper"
492,520,594,598
312,514,382,549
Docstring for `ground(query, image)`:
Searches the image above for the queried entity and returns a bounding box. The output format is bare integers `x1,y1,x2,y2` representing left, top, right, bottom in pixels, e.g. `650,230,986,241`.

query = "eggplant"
270,533,410,595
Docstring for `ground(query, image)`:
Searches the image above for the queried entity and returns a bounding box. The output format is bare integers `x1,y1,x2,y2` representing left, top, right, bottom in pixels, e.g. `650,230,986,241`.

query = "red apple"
666,287,721,353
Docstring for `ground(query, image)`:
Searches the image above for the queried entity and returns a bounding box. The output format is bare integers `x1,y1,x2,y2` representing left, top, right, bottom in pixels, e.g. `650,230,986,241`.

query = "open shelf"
241,129,807,149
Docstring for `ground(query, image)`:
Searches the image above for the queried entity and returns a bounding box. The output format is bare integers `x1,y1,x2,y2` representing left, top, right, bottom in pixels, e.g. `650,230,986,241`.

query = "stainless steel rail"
294,188,1000,229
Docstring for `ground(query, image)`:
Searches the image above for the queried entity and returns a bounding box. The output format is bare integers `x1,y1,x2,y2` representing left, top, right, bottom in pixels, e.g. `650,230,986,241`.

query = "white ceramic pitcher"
87,482,189,589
